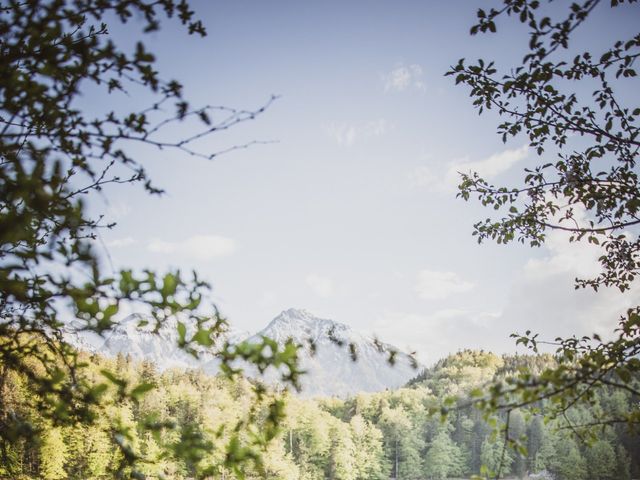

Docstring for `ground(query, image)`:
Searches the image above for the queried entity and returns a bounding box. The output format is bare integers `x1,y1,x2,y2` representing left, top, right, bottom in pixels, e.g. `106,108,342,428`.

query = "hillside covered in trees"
1,349,638,479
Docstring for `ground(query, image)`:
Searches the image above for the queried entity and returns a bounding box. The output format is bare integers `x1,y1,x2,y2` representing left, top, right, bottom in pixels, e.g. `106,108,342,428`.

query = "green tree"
470,416,491,473
349,414,387,480
447,0,640,444
615,445,632,480
548,436,586,480
289,404,332,480
378,405,424,479
40,427,68,480
0,0,302,476
526,415,545,473
261,438,300,480
508,410,527,478
85,426,115,478
423,430,464,480
450,413,473,476
327,419,356,480
532,431,556,474
585,439,617,480
480,438,513,479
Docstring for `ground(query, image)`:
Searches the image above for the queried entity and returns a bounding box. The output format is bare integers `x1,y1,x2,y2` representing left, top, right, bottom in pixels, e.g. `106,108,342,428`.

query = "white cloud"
489,196,622,344
446,144,529,186
521,200,635,282
415,269,475,300
148,235,236,260
383,64,426,92
306,274,334,298
373,202,636,362
410,145,529,192
372,309,501,363
499,256,637,344
524,232,602,281
325,119,390,147
495,202,638,343
105,237,135,248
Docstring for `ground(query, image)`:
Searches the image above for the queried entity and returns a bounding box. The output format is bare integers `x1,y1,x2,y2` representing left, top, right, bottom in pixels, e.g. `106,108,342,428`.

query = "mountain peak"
260,308,351,344
252,308,420,397
273,308,315,322
271,308,346,326
72,308,421,397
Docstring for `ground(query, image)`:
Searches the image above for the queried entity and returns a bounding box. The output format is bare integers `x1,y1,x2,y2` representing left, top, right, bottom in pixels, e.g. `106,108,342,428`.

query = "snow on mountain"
248,308,420,397
70,314,220,372
71,308,420,397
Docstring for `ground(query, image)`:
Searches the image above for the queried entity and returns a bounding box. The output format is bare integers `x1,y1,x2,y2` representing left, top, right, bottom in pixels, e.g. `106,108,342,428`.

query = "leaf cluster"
446,1,640,475
0,1,291,477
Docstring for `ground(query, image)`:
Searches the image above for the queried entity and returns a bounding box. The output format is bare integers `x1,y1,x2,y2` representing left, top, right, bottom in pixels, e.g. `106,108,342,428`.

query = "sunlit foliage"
0,1,301,476
446,0,640,469
4,349,636,479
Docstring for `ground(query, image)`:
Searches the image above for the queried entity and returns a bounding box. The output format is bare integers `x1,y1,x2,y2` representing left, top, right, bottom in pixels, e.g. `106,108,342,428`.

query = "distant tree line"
2,348,637,479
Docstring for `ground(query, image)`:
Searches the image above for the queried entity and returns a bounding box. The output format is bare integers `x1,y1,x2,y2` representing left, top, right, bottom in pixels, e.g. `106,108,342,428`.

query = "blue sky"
91,0,639,363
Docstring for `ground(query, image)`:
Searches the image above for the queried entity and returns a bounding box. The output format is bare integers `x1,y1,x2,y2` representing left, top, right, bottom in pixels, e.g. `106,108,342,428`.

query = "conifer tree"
423,430,464,480
585,440,617,480
39,427,68,480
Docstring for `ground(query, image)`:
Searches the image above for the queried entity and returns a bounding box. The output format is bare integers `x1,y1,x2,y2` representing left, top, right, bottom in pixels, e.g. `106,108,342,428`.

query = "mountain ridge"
71,308,421,397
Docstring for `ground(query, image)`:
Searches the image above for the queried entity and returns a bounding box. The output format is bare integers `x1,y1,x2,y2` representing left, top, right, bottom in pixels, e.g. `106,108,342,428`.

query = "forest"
2,348,638,480
1,0,639,479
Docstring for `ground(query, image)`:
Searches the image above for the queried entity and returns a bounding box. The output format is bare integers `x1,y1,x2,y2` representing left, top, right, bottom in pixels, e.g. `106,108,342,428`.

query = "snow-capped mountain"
71,308,420,397
248,308,420,396
71,314,218,371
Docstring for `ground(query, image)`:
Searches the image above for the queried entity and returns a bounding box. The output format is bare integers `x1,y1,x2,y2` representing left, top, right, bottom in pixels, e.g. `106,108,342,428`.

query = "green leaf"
177,321,187,344
130,382,156,400
192,328,213,347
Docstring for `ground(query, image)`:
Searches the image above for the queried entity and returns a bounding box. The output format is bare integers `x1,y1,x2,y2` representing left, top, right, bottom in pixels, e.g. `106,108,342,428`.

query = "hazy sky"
91,0,639,364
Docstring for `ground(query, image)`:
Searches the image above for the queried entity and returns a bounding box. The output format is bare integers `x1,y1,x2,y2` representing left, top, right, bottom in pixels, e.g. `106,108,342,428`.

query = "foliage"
585,439,617,480
549,436,587,480
2,351,290,478
480,437,513,479
3,349,639,479
0,0,301,477
446,0,640,473
423,430,464,480
40,427,68,480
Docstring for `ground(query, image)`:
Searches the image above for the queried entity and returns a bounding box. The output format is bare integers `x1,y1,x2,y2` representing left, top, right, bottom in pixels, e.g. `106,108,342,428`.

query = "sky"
89,0,639,364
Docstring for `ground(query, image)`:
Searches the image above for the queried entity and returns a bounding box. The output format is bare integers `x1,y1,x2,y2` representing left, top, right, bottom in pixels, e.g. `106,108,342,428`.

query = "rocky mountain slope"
72,308,420,397
248,308,419,396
